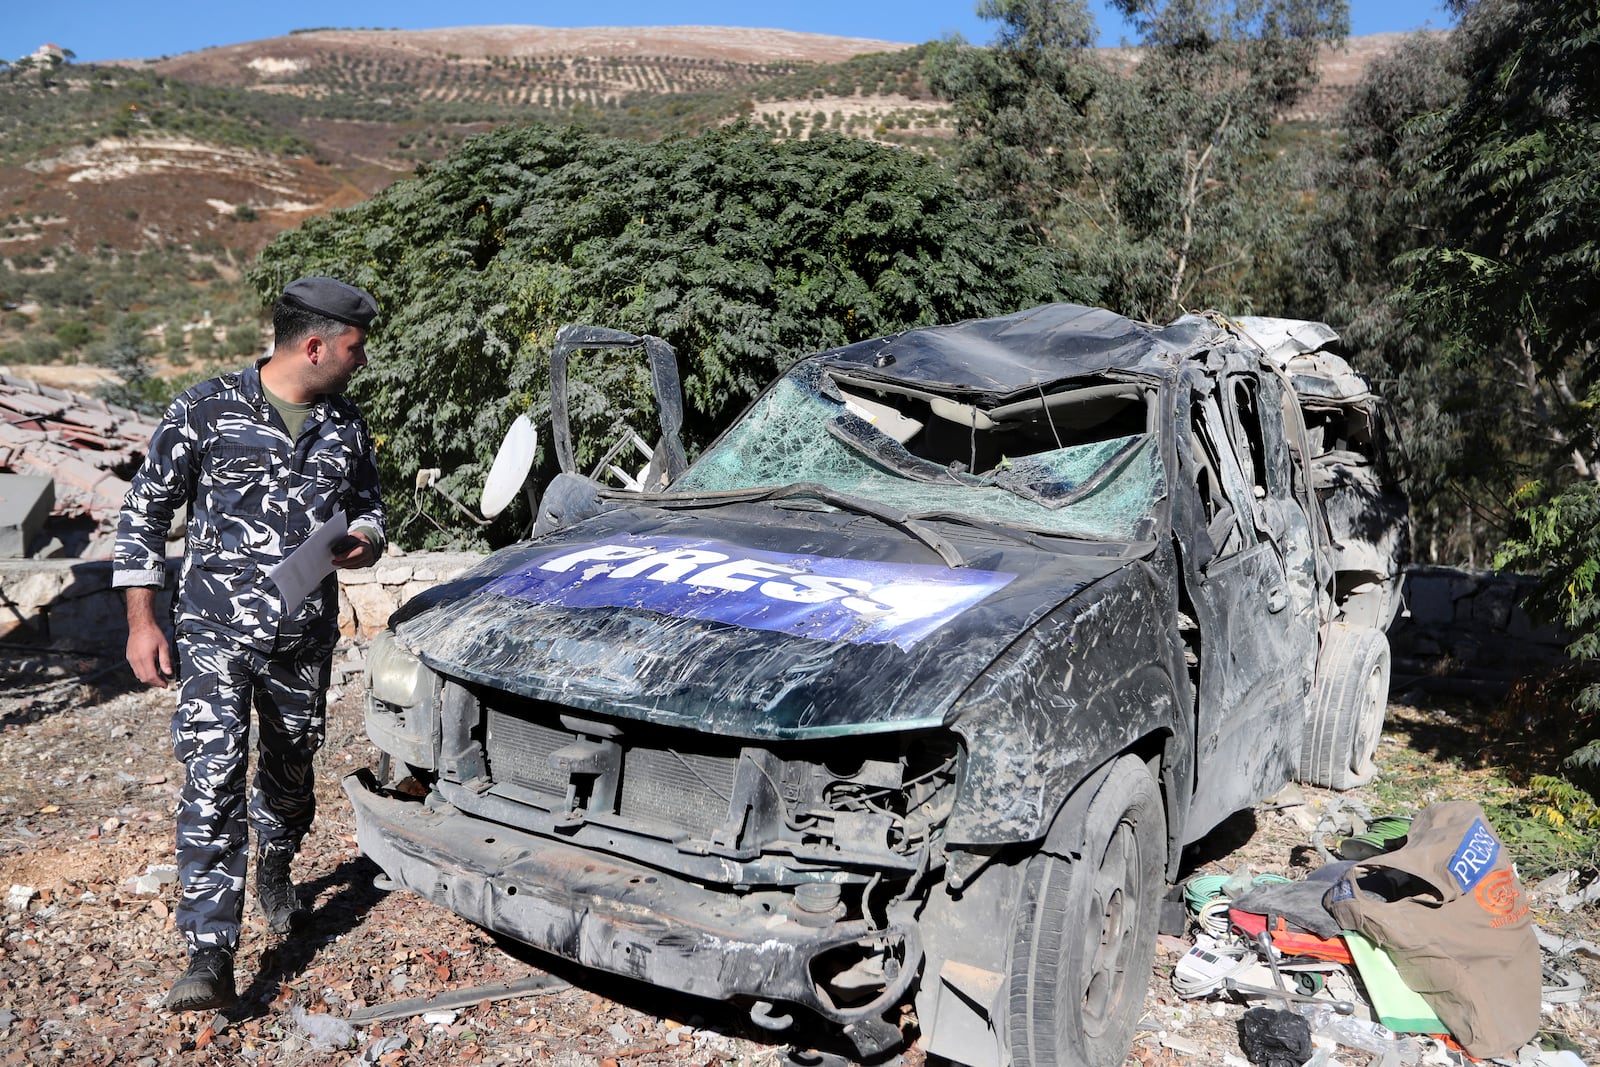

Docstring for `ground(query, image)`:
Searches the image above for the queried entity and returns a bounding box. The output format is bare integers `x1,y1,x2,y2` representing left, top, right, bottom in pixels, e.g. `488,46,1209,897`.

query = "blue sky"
8,2,1455,66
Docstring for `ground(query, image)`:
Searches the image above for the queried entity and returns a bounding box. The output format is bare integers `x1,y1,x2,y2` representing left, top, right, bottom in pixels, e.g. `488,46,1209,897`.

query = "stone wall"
0,551,482,651
1387,565,1570,694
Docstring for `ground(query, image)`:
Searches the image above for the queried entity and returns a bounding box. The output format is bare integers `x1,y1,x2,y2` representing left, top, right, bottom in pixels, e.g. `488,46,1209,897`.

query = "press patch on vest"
484,535,1017,650
1325,878,1356,905
1448,819,1500,892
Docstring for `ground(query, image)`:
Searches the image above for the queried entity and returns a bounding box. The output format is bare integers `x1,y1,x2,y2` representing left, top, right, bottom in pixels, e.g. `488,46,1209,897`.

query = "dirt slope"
126,25,916,82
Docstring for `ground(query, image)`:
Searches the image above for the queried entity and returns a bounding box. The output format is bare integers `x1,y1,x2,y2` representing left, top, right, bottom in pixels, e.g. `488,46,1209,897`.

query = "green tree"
925,0,1105,234
1404,0,1600,495
1285,32,1498,563
93,318,164,413
1413,0,1600,727
53,319,93,348
927,0,1347,321
250,122,1088,548
225,322,263,356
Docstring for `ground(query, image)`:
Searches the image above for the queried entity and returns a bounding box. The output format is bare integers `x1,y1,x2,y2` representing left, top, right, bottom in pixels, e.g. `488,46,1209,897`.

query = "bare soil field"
2,635,1597,1066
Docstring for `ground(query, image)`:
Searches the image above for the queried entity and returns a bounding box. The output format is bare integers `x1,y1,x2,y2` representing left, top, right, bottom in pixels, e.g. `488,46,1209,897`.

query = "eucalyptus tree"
1404,0,1600,740
928,0,1347,322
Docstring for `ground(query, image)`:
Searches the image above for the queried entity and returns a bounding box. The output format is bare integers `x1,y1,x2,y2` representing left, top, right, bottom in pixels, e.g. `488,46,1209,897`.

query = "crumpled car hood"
393,504,1132,740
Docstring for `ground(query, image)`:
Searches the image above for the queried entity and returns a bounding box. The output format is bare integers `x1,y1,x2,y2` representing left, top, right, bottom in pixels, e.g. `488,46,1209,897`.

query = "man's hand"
125,587,173,688
331,530,377,570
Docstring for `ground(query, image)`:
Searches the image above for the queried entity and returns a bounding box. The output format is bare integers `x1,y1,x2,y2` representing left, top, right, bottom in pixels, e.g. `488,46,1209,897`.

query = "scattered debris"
348,973,570,1024
1557,877,1600,914
2,639,1596,1066
124,863,178,896
360,1034,410,1063
1169,803,1589,1066
291,1003,358,1049
1238,1006,1313,1067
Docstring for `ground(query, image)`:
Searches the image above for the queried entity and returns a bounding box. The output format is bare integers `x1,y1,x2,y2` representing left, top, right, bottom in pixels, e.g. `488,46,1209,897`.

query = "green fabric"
262,384,315,442
1343,931,1446,1034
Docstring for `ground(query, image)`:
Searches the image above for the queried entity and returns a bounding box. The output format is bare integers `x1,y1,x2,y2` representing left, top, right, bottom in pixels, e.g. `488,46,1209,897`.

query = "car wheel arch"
945,661,1189,851
1036,733,1181,879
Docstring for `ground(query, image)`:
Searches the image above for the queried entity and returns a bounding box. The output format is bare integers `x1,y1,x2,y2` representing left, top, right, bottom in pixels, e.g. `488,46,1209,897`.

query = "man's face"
312,326,368,395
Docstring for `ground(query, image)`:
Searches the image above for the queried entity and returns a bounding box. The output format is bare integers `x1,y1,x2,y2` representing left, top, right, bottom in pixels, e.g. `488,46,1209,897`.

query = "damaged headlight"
368,629,428,707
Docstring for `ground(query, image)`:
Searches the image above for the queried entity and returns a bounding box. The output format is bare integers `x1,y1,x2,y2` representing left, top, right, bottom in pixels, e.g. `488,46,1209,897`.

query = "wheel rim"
1349,660,1386,779
1082,817,1138,1037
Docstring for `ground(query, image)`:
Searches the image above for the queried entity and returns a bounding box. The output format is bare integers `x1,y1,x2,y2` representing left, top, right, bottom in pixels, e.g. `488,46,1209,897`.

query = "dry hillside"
0,25,1434,266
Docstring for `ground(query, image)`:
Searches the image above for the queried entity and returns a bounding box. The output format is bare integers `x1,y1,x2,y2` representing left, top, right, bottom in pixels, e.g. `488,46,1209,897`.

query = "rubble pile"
0,371,160,556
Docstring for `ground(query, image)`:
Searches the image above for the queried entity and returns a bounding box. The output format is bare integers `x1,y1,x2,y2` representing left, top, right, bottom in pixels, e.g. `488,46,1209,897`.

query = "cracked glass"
672,364,1165,542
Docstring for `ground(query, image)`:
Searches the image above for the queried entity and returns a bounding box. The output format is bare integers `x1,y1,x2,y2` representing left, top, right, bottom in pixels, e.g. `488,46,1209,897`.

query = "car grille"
484,703,738,838
477,689,959,865
483,711,570,795
615,747,736,837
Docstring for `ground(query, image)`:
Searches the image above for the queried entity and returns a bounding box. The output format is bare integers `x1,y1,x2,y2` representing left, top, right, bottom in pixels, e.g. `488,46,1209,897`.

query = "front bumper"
342,769,921,1027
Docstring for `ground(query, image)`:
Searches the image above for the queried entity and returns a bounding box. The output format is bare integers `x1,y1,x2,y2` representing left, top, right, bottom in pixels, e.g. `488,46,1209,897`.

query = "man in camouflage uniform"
115,277,387,1011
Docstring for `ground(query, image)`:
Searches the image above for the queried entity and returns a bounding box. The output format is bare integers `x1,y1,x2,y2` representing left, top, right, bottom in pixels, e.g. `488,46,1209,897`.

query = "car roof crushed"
813,303,1225,398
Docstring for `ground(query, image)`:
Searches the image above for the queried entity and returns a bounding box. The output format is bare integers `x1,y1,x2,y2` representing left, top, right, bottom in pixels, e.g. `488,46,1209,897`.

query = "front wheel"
1298,623,1391,790
1006,756,1166,1067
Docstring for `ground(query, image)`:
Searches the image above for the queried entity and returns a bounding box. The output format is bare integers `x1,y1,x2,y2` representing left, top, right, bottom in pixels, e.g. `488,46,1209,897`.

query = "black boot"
166,946,236,1011
255,841,307,935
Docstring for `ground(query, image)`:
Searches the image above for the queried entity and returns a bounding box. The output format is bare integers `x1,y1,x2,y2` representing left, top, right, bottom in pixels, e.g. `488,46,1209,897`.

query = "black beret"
279,276,379,329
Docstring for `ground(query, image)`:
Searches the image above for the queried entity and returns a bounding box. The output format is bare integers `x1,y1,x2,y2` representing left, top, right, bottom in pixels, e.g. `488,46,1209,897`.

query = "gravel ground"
2,639,1598,1066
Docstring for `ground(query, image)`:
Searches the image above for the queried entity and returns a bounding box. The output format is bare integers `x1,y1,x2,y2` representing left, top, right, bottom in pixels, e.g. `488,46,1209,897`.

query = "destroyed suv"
347,304,1406,1067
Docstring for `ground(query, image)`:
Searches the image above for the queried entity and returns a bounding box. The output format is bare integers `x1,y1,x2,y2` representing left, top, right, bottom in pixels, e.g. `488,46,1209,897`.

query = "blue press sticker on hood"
483,535,1017,651
1447,819,1500,892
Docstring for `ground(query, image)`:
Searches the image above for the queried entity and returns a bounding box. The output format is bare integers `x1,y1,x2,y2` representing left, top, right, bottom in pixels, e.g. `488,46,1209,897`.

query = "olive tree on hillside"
251,122,1088,548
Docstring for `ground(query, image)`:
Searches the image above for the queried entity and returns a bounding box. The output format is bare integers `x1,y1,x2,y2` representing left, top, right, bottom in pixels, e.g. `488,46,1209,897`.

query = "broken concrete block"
0,475,52,557
125,864,178,896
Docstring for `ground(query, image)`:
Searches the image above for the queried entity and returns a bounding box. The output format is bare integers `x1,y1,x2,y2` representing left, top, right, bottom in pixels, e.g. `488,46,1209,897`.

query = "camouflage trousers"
171,630,334,952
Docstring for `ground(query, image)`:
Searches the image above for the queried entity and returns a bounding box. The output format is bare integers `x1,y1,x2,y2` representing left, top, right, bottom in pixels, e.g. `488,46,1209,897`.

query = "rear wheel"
1007,756,1165,1067
1298,623,1391,790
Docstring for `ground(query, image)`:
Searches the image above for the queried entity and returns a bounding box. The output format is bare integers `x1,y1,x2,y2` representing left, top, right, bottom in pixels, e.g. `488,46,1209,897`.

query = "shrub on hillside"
252,122,1089,548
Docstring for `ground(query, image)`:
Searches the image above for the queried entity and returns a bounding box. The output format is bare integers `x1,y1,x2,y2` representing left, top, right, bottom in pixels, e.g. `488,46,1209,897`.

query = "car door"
1177,371,1315,828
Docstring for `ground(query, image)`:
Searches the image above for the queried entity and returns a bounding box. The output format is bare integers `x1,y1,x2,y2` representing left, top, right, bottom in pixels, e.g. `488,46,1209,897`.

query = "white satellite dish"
479,414,537,519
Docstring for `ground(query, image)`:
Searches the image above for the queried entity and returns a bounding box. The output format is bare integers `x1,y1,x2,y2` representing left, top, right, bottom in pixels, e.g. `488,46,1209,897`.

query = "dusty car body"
346,304,1406,1066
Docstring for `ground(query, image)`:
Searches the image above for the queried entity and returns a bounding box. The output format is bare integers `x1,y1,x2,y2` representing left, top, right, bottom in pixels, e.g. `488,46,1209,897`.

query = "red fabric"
1229,907,1354,964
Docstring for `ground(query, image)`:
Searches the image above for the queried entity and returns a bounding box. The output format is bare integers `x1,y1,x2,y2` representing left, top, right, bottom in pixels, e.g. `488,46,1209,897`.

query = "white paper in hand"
267,510,348,616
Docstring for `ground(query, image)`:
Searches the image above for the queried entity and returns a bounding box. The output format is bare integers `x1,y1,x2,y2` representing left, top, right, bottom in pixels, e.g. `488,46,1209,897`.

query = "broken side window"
1189,390,1253,560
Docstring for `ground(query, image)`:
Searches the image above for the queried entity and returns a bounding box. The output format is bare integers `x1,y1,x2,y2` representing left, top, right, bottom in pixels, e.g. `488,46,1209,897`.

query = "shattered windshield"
671,363,1165,542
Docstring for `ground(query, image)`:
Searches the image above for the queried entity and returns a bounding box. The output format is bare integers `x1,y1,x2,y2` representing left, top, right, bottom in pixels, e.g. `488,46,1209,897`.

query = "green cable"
1184,872,1293,914
1183,874,1230,913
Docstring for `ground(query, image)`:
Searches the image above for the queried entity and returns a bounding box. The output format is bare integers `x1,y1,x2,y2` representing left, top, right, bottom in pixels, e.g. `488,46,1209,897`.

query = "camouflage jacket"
113,360,386,650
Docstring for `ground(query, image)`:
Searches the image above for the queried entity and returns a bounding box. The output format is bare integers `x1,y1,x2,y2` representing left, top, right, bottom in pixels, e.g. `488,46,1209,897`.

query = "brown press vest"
1325,801,1539,1059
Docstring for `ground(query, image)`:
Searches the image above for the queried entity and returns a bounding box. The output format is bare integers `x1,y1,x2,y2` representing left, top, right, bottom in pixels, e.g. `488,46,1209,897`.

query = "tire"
1006,756,1166,1067
1298,623,1391,790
